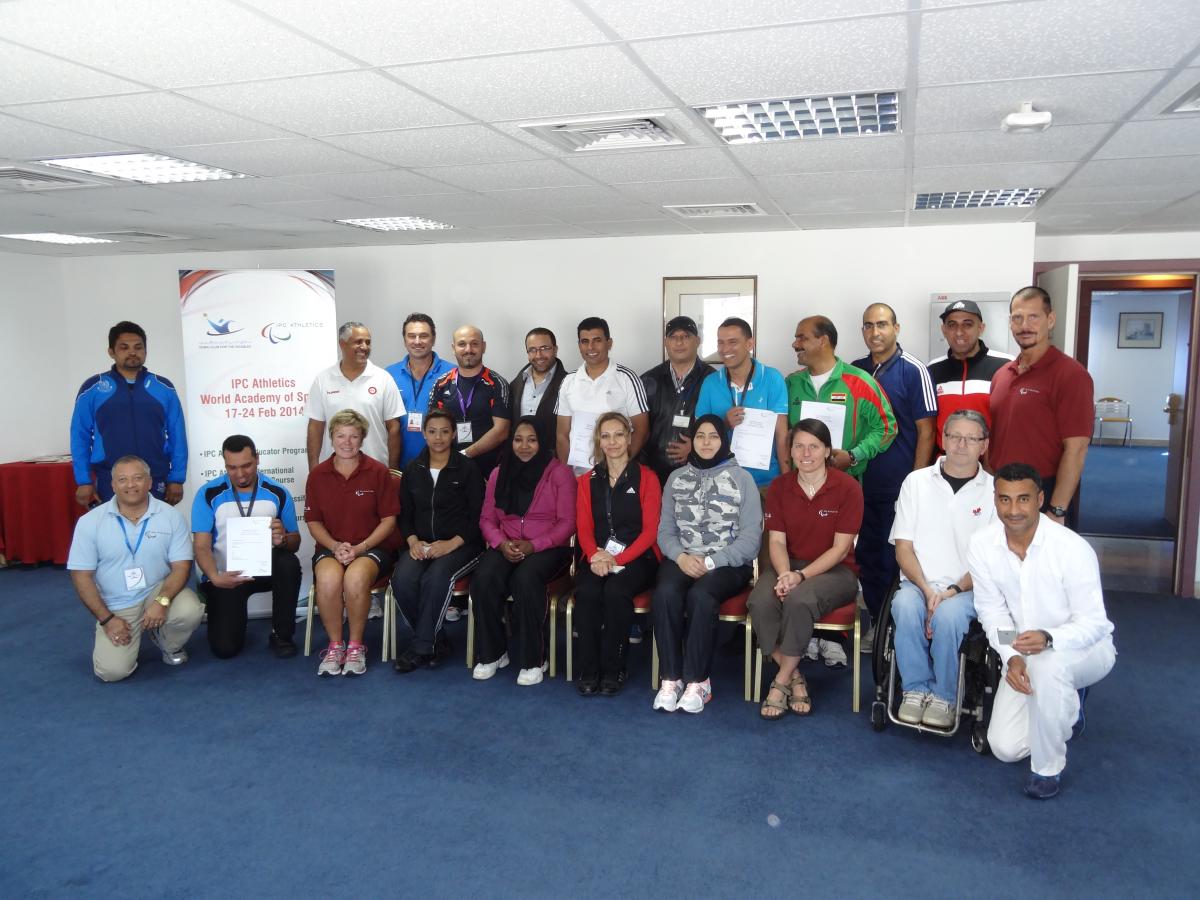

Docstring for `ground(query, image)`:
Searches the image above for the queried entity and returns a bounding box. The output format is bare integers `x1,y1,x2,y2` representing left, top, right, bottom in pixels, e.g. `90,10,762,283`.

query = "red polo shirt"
764,467,863,575
304,454,402,549
988,345,1094,478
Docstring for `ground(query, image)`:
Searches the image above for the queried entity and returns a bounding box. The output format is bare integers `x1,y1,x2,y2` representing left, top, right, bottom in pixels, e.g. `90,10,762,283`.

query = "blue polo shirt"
67,497,193,610
386,353,454,468
694,360,789,486
851,344,937,499
191,473,298,576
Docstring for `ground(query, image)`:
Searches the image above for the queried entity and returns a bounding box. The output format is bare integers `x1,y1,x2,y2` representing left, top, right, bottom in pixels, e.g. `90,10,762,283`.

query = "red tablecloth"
0,461,86,565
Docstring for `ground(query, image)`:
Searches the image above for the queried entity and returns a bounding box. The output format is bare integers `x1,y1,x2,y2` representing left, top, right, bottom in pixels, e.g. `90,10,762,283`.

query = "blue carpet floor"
2,566,1197,899
1078,445,1173,539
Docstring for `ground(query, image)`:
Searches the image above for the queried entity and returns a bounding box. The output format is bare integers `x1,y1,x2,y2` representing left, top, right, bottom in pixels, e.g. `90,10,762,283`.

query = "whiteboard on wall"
928,292,1015,360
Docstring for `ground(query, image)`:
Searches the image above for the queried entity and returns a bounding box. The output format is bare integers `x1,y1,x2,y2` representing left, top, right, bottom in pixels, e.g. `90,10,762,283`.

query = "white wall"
1036,231,1200,263
1089,291,1186,443
0,250,66,460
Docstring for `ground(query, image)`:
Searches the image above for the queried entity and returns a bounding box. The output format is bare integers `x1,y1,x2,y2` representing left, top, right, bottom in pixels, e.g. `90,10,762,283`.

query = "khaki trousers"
93,584,203,682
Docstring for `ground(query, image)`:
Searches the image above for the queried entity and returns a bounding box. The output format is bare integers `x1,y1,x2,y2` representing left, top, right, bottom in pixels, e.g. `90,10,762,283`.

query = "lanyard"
454,373,480,420
409,360,434,408
230,477,259,518
726,361,755,407
117,516,149,562
604,474,616,539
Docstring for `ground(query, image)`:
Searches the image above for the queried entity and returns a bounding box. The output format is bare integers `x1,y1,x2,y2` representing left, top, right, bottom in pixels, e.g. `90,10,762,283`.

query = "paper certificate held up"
567,414,600,470
226,516,272,577
798,401,846,450
730,407,777,471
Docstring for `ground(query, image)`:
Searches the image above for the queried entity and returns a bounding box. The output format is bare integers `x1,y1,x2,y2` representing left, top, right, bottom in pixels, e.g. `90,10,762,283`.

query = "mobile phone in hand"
998,629,1017,645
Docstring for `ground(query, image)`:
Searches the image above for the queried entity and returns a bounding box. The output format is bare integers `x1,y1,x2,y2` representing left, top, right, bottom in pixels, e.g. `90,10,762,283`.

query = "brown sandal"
760,679,791,720
788,671,812,716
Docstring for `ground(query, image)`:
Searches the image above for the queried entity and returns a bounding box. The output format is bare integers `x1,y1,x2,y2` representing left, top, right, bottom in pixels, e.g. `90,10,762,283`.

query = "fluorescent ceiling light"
914,189,1046,210
37,153,248,184
335,216,454,231
665,203,766,219
697,92,900,144
0,232,117,244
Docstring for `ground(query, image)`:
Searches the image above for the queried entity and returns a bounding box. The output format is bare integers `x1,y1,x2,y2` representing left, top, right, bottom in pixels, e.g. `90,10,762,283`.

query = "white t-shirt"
555,361,648,473
305,359,405,467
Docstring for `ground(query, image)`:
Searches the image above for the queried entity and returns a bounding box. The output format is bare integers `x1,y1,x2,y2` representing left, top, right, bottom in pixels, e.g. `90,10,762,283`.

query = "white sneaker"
445,606,462,623
922,696,956,729
149,628,188,666
803,638,820,662
898,690,928,724
342,643,367,676
318,643,346,677
472,652,510,680
678,679,712,714
368,594,383,620
517,663,548,686
819,639,847,668
860,623,875,655
653,679,684,712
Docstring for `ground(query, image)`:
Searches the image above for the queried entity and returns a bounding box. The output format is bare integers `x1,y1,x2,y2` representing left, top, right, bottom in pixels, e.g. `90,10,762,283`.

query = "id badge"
407,412,424,432
456,422,474,443
124,567,146,590
672,414,691,429
604,538,626,556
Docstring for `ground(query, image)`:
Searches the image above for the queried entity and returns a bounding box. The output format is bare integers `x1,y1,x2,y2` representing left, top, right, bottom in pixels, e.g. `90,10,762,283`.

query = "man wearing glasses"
888,410,995,729
509,327,568,447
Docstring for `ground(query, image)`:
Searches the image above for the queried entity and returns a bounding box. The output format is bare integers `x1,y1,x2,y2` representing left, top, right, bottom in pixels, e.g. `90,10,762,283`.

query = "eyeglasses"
943,433,985,445
526,345,555,355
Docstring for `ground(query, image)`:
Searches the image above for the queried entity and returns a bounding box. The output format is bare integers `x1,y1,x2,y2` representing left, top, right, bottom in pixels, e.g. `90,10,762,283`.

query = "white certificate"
567,413,601,471
799,400,846,450
730,407,777,471
226,516,272,577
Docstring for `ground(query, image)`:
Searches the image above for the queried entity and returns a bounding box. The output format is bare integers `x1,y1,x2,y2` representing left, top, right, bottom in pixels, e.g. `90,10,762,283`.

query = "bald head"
452,324,486,374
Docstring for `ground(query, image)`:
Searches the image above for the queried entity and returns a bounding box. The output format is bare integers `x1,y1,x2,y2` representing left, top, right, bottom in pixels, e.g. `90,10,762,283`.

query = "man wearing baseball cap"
927,299,1013,451
639,316,715,485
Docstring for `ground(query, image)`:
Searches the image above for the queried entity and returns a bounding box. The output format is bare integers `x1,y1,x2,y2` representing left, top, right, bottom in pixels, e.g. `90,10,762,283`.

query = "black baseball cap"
940,299,984,321
665,315,699,336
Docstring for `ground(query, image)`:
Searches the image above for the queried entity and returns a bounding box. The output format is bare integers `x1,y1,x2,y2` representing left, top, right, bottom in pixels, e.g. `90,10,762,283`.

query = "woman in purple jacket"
472,416,577,686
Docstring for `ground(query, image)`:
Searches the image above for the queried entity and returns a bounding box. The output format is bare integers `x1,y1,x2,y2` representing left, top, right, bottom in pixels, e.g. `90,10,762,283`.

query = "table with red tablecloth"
0,461,86,565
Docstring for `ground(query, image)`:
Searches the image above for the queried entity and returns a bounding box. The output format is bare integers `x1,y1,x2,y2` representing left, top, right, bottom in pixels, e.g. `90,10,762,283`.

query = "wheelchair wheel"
870,700,887,732
871,580,898,687
970,720,990,755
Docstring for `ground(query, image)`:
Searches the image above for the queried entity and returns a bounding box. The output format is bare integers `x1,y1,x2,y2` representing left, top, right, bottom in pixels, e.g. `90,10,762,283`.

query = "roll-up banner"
179,269,336,614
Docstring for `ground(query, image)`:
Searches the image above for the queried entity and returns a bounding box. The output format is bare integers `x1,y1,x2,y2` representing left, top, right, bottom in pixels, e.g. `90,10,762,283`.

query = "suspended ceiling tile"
1042,182,1198,205
912,161,1076,192
392,46,672,121
582,219,698,236
757,169,907,200
613,176,766,206
275,169,461,199
777,192,907,215
730,135,905,176
0,112,134,158
245,198,396,221
322,125,545,168
908,207,1032,225
410,159,593,192
589,0,904,39
150,177,342,204
682,214,799,233
547,202,670,223
0,42,146,105
914,124,1111,168
434,209,561,227
168,139,388,177
472,223,598,240
563,148,744,185
481,185,628,209
1067,155,1200,187
786,210,905,229
1094,118,1200,160
1132,68,1200,120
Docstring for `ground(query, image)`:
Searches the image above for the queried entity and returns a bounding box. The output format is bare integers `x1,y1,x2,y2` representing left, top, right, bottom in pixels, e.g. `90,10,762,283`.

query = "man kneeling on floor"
968,463,1116,800
67,455,203,681
889,410,996,729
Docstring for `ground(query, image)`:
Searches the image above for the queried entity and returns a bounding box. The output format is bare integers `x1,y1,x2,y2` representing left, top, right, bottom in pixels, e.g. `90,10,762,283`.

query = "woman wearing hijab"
651,415,761,713
472,417,576,685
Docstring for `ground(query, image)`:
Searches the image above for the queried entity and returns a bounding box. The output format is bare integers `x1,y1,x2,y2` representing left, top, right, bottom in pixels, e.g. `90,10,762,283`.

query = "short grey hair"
111,455,151,475
944,409,989,439
338,321,367,341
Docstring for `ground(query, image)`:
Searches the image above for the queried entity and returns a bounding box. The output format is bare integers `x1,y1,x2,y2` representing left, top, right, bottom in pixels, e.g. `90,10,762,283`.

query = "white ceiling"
0,0,1198,256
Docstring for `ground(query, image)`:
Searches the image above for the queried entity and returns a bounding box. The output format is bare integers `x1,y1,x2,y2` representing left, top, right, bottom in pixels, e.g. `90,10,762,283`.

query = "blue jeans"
890,581,976,703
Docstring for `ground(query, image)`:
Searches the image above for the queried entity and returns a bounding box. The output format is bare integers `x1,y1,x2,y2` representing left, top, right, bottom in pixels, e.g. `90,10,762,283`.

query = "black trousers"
857,494,899,620
199,547,301,658
652,559,752,683
573,553,658,680
391,543,480,654
472,546,572,669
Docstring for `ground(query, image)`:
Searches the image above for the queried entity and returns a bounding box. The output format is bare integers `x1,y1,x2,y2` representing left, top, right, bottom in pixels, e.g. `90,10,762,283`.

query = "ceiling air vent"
84,230,189,242
521,116,687,152
665,203,767,219
0,166,106,191
1165,80,1200,114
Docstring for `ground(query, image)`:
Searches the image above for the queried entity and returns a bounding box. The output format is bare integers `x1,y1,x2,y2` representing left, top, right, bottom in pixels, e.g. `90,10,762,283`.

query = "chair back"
1094,398,1130,422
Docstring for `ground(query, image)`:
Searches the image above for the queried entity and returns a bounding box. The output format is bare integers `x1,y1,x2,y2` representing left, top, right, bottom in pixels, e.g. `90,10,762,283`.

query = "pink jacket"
480,457,577,552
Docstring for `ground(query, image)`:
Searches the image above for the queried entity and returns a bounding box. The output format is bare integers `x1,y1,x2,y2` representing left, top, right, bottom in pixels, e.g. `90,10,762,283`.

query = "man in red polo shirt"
988,286,1093,526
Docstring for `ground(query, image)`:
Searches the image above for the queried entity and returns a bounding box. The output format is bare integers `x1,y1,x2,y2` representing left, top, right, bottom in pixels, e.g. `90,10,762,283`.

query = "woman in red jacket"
472,417,576,686
574,411,661,696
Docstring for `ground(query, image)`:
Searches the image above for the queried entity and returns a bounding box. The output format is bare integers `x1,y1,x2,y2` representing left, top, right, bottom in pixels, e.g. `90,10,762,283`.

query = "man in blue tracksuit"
71,321,188,507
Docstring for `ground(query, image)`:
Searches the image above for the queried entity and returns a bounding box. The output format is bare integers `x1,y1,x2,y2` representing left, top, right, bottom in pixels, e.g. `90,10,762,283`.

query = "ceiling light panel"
335,216,454,231
698,92,900,144
0,232,117,244
38,153,248,185
914,189,1046,210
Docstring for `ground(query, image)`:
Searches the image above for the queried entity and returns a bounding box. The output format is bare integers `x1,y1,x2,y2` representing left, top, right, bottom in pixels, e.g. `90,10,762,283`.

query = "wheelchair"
869,581,1001,754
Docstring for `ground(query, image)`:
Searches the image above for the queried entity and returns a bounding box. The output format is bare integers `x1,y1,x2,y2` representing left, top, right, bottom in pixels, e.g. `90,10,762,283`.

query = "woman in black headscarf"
472,416,577,686
650,414,762,714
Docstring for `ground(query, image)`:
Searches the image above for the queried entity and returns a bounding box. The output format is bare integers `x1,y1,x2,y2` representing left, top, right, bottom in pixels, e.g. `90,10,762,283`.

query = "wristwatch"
156,595,172,608
1040,629,1054,649
1048,504,1068,517
703,557,716,572
847,450,858,468
946,583,962,595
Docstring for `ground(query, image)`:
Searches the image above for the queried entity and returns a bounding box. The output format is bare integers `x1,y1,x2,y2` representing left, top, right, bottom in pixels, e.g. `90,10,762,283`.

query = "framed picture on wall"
662,276,757,363
1118,312,1163,349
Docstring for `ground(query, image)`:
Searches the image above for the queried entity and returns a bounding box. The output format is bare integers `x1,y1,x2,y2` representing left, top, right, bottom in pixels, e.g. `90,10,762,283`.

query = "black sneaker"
427,634,452,669
393,649,425,673
576,675,600,696
599,670,628,696
268,632,298,659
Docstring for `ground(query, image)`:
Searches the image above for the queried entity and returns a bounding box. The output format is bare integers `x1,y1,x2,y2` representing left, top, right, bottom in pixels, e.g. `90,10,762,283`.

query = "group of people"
66,286,1116,800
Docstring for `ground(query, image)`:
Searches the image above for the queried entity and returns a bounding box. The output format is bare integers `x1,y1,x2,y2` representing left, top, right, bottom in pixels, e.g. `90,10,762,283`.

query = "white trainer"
149,628,188,666
678,679,712,714
342,643,367,676
318,643,346,677
517,662,548,686
803,638,820,662
368,594,383,620
653,679,684,712
473,652,510,680
922,696,956,729
819,639,848,668
897,690,928,724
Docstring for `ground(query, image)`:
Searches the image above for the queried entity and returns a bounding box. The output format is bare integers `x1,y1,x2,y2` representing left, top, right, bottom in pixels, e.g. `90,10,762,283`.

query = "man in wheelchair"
888,410,996,729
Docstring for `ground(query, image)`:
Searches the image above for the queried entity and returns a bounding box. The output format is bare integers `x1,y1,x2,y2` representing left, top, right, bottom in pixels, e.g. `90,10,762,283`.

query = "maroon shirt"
764,467,864,575
988,345,1094,478
304,454,402,549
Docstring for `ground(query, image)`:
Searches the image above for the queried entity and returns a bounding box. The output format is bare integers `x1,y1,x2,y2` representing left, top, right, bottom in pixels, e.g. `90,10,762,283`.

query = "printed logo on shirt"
1018,387,1041,396
972,507,982,516
818,508,838,517
368,386,377,395
830,392,847,403
354,489,375,497
326,389,341,395
97,378,114,393
626,486,637,494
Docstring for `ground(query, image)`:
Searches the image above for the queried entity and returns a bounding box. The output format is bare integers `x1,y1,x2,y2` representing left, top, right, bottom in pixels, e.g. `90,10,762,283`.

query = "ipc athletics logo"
205,315,244,336
261,323,293,344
